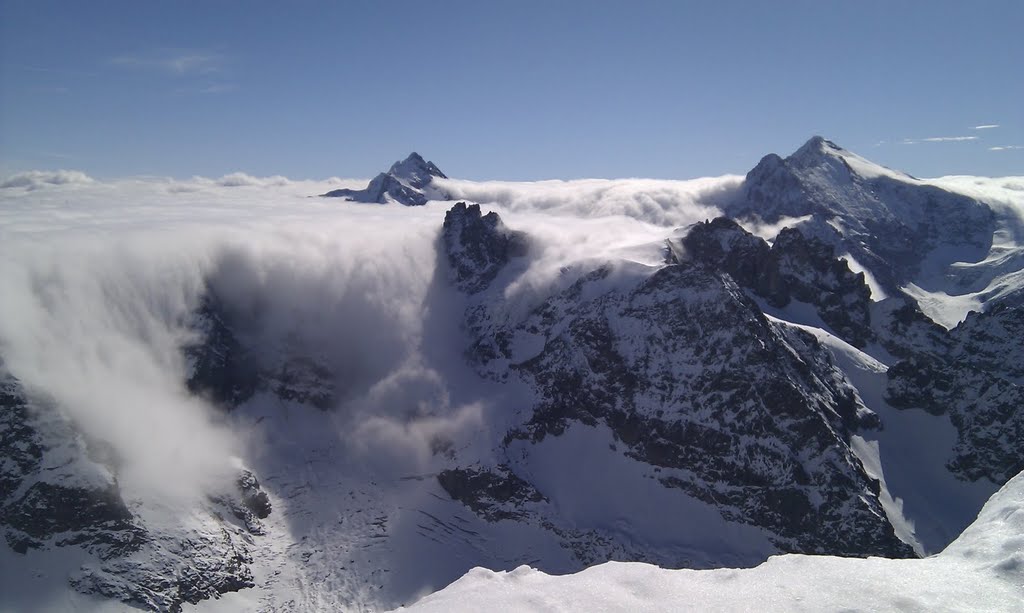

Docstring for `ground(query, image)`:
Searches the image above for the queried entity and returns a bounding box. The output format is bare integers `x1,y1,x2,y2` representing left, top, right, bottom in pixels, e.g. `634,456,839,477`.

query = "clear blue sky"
1,1,1021,181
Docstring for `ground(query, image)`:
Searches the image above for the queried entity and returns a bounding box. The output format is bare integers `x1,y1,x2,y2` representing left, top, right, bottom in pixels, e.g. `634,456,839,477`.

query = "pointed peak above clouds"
388,152,447,190
786,135,910,180
321,152,449,205
731,136,996,294
749,136,908,184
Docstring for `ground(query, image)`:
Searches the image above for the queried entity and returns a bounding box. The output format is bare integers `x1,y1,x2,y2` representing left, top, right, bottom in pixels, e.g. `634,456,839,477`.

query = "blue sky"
1,1,1021,181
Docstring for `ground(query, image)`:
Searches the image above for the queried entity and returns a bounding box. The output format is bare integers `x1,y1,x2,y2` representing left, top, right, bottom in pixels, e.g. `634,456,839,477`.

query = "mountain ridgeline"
2,137,1022,610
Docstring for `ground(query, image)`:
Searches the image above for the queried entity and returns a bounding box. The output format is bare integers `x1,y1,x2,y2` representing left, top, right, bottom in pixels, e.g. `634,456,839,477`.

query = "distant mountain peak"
388,152,447,190
730,135,996,294
789,135,844,166
321,152,449,205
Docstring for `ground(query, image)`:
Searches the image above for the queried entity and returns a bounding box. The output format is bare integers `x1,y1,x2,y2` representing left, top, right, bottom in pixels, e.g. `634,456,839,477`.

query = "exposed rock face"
869,297,952,360
438,205,911,559
680,217,873,347
441,201,529,294
0,364,272,612
676,217,784,303
437,466,547,522
1,367,145,559
322,152,448,205
184,293,336,411
886,304,1024,484
185,295,260,408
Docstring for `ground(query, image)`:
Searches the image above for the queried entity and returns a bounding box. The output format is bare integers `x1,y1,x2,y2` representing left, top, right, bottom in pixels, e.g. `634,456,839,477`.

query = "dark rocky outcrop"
1,367,145,558
184,293,336,411
185,295,260,408
681,217,873,347
441,202,528,294
440,204,911,559
1,362,273,612
886,304,1024,483
437,466,546,522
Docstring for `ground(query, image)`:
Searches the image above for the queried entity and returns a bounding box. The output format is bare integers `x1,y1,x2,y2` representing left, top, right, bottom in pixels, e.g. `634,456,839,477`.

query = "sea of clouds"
0,170,736,505
4,167,1023,505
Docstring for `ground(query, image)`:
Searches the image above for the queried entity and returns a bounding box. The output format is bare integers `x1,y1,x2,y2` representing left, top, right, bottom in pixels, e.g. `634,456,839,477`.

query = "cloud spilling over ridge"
435,176,738,227
6,168,1022,504
0,171,741,498
927,175,1024,228
0,231,236,500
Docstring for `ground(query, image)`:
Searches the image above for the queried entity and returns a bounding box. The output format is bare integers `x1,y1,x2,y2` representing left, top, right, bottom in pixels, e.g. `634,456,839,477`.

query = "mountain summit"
321,152,448,205
388,152,447,190
727,136,995,293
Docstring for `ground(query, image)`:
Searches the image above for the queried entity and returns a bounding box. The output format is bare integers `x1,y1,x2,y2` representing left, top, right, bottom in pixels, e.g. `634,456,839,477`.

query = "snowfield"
400,469,1024,612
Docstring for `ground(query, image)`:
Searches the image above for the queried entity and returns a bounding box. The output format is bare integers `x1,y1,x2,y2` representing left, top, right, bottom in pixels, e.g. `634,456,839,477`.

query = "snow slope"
399,469,1024,612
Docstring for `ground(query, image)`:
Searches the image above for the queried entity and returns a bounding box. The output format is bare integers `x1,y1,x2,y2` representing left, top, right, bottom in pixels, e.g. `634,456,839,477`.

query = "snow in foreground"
399,470,1024,612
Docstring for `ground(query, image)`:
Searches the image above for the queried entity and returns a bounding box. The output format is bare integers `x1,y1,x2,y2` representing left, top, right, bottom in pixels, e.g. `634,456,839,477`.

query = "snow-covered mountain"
1,137,1022,611
728,136,997,294
320,152,448,205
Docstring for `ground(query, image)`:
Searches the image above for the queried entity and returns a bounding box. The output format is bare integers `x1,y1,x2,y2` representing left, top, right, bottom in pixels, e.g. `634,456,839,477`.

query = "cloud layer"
0,171,742,502
110,50,223,76
0,169,95,190
3,168,1022,505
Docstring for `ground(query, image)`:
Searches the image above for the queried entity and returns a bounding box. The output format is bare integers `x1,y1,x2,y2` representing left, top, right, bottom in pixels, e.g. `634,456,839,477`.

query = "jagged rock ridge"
886,303,1024,483
678,217,874,347
440,203,911,558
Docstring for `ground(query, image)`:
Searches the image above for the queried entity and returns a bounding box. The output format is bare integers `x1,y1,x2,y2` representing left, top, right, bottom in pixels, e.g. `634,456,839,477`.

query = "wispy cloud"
197,83,236,95
110,50,224,76
172,82,237,96
901,136,979,145
989,145,1023,151
973,124,1000,130
921,136,979,142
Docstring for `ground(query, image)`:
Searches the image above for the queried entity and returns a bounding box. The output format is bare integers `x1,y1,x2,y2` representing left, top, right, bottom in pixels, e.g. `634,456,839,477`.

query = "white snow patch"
902,283,983,329
398,471,1024,612
840,252,887,300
